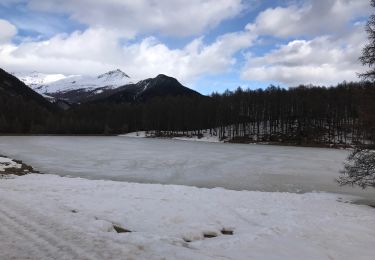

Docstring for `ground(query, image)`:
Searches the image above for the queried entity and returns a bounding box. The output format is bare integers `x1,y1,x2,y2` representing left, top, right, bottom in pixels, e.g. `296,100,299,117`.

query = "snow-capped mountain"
15,70,201,104
45,69,131,94
12,72,67,90
16,69,132,94
86,74,202,103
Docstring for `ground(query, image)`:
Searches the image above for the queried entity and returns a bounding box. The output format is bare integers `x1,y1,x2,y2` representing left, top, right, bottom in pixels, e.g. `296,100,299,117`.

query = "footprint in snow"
183,228,234,242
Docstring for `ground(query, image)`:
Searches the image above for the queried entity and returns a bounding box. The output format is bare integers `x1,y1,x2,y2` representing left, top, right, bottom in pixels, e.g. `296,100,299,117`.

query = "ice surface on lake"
0,136,373,198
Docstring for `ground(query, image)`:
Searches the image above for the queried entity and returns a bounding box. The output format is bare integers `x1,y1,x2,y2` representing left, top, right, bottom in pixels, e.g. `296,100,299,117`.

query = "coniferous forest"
45,81,375,146
1,67,375,147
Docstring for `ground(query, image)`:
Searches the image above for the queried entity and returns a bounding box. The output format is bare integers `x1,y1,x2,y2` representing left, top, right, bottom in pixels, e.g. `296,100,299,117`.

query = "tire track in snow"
0,214,46,260
0,200,97,260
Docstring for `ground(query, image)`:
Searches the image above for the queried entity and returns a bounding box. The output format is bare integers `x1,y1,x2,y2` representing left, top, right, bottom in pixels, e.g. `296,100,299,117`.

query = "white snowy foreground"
0,174,374,260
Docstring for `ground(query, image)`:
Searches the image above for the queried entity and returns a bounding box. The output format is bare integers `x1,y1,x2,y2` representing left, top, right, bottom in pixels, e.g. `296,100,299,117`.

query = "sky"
0,0,371,94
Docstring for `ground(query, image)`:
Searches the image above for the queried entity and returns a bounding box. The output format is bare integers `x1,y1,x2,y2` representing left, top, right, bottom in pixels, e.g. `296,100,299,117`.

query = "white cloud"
26,0,246,37
249,0,370,38
0,27,256,86
12,28,123,63
241,26,366,86
0,0,370,89
0,19,17,43
136,30,255,81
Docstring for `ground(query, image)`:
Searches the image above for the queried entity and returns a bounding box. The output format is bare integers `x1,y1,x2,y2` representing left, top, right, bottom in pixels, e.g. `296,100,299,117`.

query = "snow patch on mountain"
15,69,132,95
13,72,67,90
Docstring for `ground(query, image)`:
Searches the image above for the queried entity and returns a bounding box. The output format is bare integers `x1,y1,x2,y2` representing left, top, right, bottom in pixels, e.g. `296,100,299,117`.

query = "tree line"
1,80,374,147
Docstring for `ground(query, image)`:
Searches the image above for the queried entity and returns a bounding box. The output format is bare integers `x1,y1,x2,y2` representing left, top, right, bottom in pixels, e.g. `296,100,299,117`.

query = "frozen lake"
0,136,374,199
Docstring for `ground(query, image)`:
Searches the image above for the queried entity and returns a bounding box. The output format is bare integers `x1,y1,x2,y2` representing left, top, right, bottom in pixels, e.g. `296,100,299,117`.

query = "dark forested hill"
83,74,202,104
0,69,53,109
0,68,55,133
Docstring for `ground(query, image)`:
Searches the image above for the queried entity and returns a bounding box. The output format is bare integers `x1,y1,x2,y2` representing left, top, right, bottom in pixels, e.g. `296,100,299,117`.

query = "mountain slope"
0,69,54,109
87,74,202,103
45,69,131,93
13,72,67,90
16,69,133,103
0,68,56,133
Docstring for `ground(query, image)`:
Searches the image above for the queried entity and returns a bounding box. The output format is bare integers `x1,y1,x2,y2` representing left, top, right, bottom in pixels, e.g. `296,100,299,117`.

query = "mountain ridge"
41,69,131,94
84,74,202,104
15,70,202,104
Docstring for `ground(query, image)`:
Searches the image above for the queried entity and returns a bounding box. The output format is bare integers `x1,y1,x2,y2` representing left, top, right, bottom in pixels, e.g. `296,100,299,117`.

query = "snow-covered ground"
0,173,374,259
172,135,220,142
121,130,221,142
119,130,223,143
120,131,148,138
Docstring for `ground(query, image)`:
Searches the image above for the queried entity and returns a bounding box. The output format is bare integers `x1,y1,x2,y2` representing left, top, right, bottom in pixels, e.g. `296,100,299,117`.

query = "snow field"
0,174,374,259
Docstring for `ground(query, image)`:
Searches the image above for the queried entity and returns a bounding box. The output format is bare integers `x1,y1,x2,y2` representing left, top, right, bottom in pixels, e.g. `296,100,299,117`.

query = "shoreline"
0,148,373,206
121,131,356,149
0,133,361,149
1,153,373,205
0,155,40,177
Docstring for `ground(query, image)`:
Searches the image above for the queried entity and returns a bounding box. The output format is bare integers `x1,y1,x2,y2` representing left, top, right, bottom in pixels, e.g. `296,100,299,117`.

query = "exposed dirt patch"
0,155,40,177
202,231,218,238
221,228,234,235
113,224,132,233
